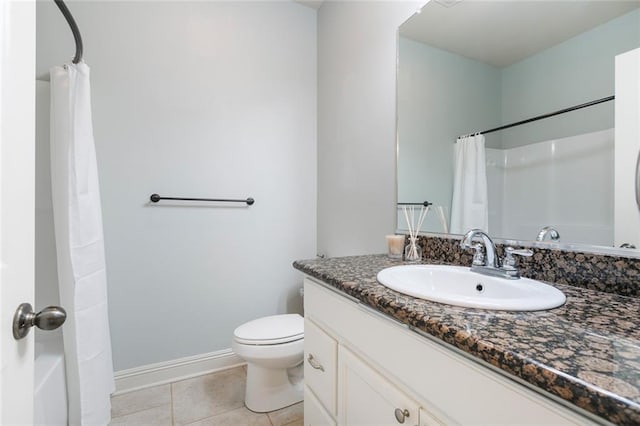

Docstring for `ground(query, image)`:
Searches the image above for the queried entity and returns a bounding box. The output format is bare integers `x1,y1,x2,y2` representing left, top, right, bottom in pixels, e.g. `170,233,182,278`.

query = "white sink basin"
376,265,566,311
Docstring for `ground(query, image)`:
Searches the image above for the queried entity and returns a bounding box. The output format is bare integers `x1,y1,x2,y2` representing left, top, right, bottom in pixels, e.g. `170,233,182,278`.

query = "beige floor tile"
109,404,172,426
172,367,246,425
184,406,271,426
282,420,303,426
267,401,304,426
111,384,172,418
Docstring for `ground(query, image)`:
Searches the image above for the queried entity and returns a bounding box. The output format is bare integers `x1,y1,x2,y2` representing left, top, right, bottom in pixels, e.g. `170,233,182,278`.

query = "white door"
614,47,640,247
0,0,36,423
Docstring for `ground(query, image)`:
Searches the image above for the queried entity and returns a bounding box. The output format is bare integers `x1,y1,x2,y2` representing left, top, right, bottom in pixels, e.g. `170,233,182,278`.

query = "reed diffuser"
402,205,429,261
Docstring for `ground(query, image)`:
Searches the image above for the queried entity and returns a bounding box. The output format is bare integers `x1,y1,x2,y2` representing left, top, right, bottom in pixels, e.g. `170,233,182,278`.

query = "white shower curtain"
450,134,489,234
50,62,115,425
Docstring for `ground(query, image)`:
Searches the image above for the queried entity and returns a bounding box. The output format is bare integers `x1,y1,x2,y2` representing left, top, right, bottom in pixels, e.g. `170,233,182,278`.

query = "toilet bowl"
232,313,304,412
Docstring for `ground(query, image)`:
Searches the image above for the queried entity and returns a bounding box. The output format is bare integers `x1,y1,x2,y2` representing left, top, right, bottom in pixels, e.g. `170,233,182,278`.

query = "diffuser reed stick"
403,205,429,261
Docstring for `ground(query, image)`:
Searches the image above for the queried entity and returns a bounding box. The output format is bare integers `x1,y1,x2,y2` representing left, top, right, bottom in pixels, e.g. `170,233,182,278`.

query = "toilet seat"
233,313,303,345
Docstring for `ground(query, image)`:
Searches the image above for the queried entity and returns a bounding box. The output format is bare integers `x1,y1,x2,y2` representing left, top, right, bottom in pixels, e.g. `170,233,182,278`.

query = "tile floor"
110,366,303,426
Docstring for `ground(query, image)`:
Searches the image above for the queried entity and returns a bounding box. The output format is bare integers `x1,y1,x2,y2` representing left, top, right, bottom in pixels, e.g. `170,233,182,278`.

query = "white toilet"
232,313,304,412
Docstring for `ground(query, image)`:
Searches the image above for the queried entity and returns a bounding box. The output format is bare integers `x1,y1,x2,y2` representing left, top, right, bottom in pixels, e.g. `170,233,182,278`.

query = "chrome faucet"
460,229,533,279
536,226,560,242
460,229,499,269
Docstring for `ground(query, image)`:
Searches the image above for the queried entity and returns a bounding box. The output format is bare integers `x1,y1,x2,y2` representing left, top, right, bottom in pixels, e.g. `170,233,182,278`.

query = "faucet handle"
470,243,485,266
503,247,533,269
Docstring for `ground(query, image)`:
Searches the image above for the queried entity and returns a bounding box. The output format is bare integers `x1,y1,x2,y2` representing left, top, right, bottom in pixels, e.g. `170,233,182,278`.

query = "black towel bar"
397,201,432,207
149,194,255,205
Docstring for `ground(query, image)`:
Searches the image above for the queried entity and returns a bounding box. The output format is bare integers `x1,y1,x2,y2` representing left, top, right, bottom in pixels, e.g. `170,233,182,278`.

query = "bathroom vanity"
294,254,640,425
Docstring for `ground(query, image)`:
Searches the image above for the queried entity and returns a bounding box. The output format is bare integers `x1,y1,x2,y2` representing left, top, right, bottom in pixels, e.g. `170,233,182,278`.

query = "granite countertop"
293,255,640,425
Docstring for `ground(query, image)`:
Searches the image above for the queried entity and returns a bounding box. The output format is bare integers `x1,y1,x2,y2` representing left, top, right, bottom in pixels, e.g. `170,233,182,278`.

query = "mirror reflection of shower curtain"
50,62,115,425
450,134,489,234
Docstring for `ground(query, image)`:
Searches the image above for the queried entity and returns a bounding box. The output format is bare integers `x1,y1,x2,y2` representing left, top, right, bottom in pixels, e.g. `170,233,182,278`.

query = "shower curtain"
50,62,115,425
450,134,489,234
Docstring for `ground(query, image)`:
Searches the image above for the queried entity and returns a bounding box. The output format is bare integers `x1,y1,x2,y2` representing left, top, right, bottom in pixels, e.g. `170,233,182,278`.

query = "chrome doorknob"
13,303,66,340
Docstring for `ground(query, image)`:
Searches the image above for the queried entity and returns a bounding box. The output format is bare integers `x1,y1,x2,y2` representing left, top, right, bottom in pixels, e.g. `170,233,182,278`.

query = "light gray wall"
397,37,501,231
500,9,640,148
37,1,317,371
317,1,422,257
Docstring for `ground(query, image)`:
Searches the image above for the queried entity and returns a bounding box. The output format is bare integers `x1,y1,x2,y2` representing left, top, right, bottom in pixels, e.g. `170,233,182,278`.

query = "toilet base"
245,363,303,412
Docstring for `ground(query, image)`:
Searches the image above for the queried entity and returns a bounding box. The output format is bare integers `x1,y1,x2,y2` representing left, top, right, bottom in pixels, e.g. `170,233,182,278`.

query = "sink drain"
476,283,484,293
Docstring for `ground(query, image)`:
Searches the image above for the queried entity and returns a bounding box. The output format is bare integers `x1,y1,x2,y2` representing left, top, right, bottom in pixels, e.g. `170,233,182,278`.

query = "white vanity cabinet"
304,317,337,424
304,385,336,426
419,408,445,426
303,277,601,426
338,346,422,425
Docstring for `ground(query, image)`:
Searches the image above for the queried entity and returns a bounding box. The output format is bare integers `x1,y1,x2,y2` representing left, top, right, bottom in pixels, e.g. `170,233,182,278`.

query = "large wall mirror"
397,0,640,256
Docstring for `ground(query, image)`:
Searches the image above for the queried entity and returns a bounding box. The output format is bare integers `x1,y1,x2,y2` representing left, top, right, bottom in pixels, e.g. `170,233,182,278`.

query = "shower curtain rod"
54,0,83,64
459,95,615,138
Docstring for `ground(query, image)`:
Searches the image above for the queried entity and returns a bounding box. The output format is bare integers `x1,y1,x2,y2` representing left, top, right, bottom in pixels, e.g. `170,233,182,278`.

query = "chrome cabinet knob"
13,303,66,340
394,408,410,423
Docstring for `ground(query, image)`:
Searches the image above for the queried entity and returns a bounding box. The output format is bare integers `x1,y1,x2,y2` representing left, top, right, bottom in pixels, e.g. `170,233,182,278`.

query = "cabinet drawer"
304,385,336,426
338,347,421,426
304,318,337,417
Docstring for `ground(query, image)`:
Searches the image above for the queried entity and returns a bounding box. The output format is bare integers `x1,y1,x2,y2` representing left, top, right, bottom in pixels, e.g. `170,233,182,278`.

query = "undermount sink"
376,265,566,311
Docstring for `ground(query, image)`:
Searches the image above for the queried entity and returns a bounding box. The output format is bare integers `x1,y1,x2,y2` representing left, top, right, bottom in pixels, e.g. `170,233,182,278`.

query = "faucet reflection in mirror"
537,226,560,242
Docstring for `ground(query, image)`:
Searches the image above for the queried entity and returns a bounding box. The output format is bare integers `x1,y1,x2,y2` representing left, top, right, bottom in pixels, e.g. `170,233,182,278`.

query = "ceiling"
400,1,640,67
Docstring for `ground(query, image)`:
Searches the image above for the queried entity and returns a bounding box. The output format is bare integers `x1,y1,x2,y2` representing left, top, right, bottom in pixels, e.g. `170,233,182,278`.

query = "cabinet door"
419,408,444,426
305,318,338,416
304,385,336,426
338,347,420,426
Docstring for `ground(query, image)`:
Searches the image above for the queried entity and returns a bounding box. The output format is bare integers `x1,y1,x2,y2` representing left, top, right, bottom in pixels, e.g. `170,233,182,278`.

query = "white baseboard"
113,349,245,395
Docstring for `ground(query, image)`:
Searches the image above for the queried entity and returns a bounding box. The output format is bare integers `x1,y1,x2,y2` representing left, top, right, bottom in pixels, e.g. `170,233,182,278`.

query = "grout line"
110,404,173,424
110,384,173,419
114,365,289,426
179,407,263,426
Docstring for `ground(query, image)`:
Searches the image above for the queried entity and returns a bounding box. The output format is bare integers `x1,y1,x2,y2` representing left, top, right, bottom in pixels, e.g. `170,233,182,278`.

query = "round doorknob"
13,303,66,340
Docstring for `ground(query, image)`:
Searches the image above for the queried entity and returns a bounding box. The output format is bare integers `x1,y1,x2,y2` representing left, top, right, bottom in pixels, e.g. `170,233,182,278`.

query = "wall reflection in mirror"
397,0,640,253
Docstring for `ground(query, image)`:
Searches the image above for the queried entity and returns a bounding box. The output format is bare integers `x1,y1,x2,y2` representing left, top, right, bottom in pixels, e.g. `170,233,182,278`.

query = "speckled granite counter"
293,255,640,425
